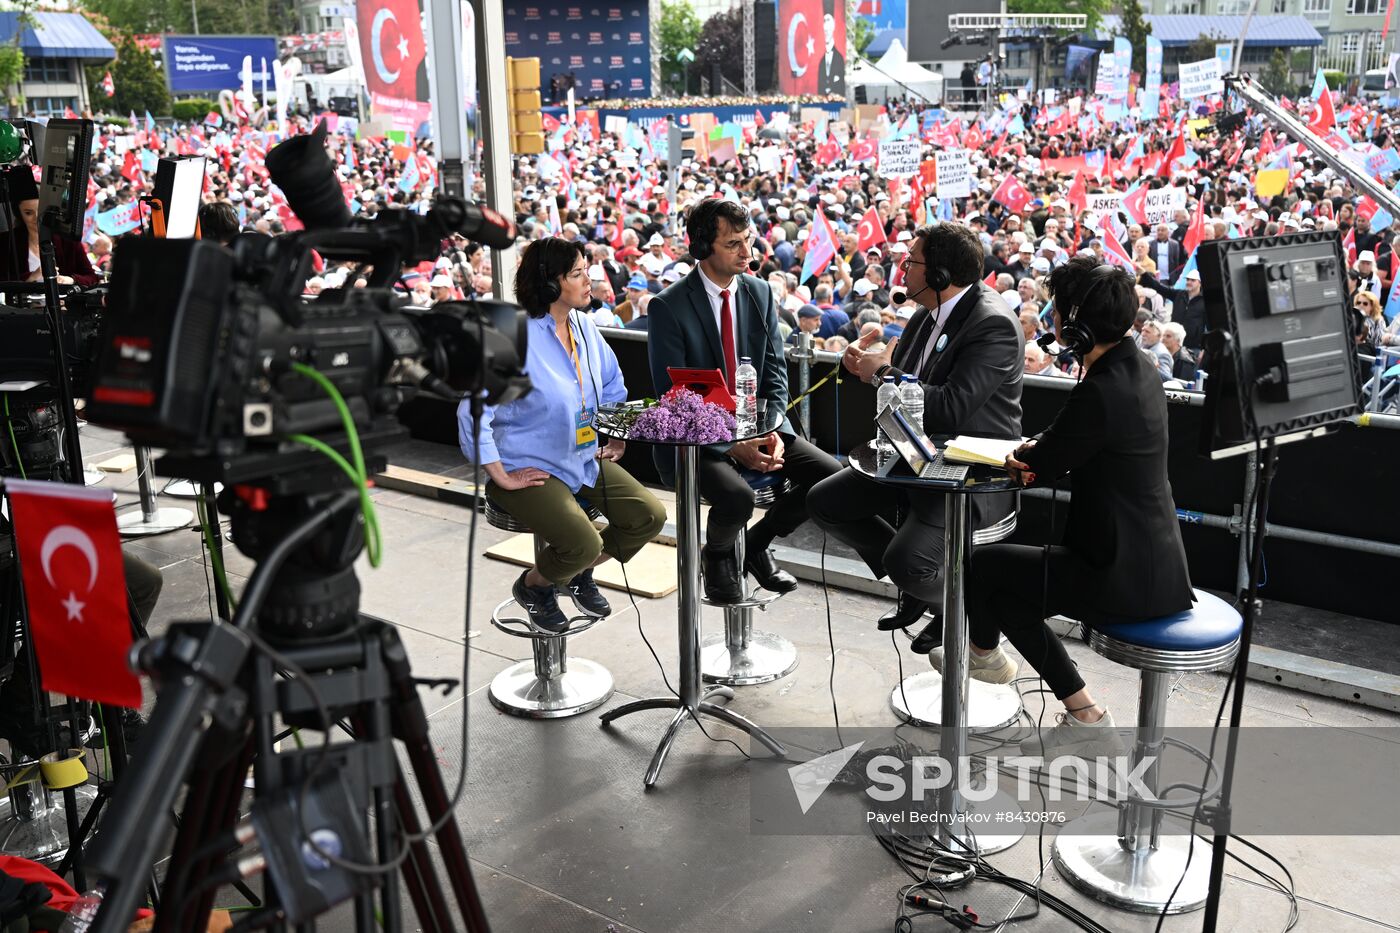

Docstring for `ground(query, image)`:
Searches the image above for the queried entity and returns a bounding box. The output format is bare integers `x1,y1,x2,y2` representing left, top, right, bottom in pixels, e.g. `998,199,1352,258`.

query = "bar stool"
890,509,1023,730
484,498,615,719
1052,588,1242,914
700,469,798,686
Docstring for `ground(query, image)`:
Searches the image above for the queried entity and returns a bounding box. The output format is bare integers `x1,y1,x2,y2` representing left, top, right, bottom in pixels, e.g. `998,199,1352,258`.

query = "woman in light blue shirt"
458,237,665,632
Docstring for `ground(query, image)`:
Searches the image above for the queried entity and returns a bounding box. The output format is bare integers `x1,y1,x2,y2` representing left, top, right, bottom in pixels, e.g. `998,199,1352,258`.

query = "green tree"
1116,0,1152,76
79,0,296,36
695,7,745,92
1008,0,1110,33
0,0,35,114
849,6,875,58
658,0,701,95
1184,32,1224,65
78,0,185,34
1260,48,1291,96
88,36,170,117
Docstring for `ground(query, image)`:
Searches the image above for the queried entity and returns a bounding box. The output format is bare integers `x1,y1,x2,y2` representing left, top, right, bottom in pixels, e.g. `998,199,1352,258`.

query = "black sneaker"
565,568,611,617
511,571,570,634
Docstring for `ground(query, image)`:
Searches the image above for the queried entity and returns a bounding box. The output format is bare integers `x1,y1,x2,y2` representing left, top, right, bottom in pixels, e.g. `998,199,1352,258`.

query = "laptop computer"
875,405,969,485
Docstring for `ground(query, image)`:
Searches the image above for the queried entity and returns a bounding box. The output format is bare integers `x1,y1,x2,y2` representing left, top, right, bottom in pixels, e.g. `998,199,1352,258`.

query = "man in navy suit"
808,222,1023,637
648,199,841,602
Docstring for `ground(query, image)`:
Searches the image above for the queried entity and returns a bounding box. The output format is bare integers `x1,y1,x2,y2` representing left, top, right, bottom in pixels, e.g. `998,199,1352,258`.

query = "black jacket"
1139,273,1207,353
647,269,790,480
1021,338,1194,619
881,282,1024,527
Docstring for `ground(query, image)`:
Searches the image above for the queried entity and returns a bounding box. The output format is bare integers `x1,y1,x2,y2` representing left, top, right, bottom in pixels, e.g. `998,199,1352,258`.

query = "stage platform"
78,425,1400,933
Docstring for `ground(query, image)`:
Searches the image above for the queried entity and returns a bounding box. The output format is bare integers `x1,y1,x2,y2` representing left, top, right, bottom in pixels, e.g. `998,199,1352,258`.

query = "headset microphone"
748,244,762,273
1036,332,1071,357
890,284,929,305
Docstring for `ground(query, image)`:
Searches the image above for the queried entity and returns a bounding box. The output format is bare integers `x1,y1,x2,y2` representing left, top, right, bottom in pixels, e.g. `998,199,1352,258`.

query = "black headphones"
687,199,720,261
537,239,562,305
1060,264,1122,358
917,231,954,294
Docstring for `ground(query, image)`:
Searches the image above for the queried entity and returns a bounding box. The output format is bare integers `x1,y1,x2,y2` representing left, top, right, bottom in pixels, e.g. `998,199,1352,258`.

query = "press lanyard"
564,320,587,406
563,318,597,451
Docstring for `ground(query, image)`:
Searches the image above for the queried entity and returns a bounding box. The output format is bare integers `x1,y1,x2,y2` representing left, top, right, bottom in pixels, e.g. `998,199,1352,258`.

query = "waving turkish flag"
7,480,140,708
357,0,426,101
850,137,878,164
1308,85,1336,136
814,139,841,165
1066,170,1087,217
855,206,886,253
1182,196,1207,258
990,173,1032,213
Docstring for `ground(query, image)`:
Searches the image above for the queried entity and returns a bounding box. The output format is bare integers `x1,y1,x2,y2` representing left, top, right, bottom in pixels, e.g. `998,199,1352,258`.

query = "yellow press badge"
575,406,597,451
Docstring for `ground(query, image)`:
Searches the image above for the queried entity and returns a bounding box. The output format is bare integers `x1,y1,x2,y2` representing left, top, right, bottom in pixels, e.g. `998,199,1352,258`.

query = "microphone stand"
36,211,85,487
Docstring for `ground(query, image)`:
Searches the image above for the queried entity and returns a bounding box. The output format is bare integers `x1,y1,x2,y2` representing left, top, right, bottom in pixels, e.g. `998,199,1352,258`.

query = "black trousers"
965,543,1093,701
697,433,841,550
806,466,950,607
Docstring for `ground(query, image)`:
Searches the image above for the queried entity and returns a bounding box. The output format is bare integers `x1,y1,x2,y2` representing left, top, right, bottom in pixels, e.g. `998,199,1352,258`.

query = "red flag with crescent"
6,480,140,707
778,0,844,96
357,0,426,101
855,206,886,253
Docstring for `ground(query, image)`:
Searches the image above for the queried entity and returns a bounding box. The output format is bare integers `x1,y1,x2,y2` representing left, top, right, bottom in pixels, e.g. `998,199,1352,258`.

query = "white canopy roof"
850,39,943,101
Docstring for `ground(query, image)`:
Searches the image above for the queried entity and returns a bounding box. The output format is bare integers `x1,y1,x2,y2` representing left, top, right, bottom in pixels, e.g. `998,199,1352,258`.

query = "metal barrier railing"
600,327,1400,588
1361,347,1400,413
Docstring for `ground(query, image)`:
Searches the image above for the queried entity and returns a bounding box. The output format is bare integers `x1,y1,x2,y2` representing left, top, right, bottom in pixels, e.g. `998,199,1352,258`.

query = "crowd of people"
54,78,1400,388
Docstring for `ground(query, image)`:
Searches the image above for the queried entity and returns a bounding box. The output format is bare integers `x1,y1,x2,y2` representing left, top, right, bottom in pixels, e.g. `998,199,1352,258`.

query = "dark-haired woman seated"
457,236,665,632
951,256,1194,759
0,166,99,287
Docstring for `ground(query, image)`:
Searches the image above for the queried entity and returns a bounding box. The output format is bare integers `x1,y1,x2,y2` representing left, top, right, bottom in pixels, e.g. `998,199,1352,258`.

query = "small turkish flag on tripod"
6,479,140,708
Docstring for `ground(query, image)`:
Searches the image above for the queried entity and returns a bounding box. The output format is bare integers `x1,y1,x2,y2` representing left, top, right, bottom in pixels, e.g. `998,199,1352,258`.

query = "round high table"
597,403,787,788
848,441,1024,855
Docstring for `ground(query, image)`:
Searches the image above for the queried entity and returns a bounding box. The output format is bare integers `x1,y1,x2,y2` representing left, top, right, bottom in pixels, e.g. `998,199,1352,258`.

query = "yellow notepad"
942,436,1023,467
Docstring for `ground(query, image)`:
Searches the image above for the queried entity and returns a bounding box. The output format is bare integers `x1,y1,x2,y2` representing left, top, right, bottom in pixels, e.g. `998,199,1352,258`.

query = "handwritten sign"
879,137,922,178
934,149,973,198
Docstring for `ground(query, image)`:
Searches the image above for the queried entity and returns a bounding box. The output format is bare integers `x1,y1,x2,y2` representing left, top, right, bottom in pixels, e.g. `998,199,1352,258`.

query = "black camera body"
86,216,527,475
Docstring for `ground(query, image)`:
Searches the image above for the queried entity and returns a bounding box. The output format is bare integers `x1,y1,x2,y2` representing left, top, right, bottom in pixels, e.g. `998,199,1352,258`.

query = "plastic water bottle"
899,374,924,436
876,374,900,455
1195,369,1207,392
735,356,758,421
57,889,104,932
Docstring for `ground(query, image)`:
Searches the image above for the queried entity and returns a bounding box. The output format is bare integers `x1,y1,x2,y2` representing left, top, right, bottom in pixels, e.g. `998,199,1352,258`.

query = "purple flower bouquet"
627,389,737,444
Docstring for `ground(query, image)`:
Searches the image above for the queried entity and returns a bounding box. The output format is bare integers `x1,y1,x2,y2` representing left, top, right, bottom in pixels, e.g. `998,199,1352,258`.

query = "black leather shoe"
877,592,931,631
745,544,798,594
703,544,744,603
909,616,944,654
512,571,570,633
565,568,611,617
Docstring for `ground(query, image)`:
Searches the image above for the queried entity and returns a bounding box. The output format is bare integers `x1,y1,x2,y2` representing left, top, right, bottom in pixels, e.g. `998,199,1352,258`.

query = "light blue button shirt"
457,311,627,493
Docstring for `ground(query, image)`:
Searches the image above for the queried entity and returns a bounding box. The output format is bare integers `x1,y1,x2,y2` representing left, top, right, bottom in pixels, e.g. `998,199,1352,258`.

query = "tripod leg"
377,624,491,933
61,786,86,890
363,657,403,933
394,774,454,933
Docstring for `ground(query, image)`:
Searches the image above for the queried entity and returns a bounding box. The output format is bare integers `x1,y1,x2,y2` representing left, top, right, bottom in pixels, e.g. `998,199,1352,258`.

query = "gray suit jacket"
647,268,791,478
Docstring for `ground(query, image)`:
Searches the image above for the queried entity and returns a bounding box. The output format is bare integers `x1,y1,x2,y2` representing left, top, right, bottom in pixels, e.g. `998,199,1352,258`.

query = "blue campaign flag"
144,111,156,133
1385,274,1400,323
1007,114,1025,135
162,35,277,94
1173,250,1198,291
139,149,158,175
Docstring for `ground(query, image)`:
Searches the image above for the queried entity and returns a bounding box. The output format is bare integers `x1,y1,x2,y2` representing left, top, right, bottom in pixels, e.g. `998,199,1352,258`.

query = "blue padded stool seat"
737,467,791,506
1087,589,1242,674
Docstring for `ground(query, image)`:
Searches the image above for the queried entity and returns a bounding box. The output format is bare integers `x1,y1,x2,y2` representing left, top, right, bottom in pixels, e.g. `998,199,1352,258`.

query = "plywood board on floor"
484,534,676,598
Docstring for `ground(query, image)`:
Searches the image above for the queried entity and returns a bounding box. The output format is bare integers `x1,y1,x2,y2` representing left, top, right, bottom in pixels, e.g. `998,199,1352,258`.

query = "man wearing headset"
808,222,1023,637
648,198,841,602
963,256,1194,759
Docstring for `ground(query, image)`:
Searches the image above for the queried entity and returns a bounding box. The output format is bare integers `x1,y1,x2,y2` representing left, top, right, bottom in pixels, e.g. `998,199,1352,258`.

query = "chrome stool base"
700,628,799,685
1053,810,1210,914
488,657,614,719
117,506,194,538
890,672,1023,732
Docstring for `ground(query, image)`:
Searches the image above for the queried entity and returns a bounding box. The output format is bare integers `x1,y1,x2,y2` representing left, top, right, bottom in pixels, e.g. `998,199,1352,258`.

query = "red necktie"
719,288,737,392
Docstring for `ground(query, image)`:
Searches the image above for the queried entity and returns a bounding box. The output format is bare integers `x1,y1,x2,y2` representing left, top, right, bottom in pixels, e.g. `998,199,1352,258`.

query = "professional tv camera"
75,124,520,933
87,120,527,462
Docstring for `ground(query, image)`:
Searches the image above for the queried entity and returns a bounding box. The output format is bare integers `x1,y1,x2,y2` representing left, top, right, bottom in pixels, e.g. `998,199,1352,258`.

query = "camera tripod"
82,462,491,933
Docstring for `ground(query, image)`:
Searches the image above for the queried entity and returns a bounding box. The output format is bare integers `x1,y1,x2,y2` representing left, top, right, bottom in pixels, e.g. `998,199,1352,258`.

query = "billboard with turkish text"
779,0,847,96
162,35,278,93
504,1,651,100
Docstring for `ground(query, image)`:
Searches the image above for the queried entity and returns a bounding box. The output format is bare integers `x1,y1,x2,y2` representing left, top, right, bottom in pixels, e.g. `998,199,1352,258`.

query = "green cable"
287,432,382,567
197,494,237,611
286,362,381,568
4,394,26,480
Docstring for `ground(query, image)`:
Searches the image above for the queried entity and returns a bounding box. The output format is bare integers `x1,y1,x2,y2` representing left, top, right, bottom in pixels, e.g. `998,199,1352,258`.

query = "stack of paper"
942,436,1023,467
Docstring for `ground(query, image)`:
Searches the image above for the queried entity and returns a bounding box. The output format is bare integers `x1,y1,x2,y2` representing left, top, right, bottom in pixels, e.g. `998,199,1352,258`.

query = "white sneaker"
1020,708,1125,761
928,645,1018,684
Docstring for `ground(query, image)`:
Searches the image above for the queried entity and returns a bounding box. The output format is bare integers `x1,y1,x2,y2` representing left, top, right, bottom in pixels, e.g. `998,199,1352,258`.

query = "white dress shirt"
912,284,971,377
699,268,740,349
